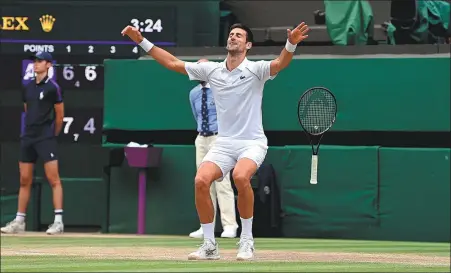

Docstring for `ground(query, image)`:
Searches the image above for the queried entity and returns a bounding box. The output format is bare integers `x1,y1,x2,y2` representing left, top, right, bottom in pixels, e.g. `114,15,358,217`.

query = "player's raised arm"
269,22,309,76
121,26,187,75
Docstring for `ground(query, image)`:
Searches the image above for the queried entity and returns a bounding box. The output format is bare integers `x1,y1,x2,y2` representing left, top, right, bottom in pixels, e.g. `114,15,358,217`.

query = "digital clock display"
0,4,177,56
130,18,164,34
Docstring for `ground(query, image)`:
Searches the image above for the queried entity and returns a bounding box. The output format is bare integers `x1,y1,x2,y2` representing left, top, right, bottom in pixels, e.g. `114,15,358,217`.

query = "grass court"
1,232,449,272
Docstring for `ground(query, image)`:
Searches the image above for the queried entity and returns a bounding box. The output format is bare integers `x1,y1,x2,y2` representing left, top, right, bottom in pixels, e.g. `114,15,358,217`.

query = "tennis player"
1,52,65,235
121,22,309,260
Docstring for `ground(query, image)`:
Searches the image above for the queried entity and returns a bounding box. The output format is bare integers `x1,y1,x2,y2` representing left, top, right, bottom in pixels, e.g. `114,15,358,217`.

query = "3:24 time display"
130,18,163,33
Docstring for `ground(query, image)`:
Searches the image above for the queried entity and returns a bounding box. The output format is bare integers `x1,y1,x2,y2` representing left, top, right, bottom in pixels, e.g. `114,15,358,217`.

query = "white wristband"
139,38,154,52
285,39,297,53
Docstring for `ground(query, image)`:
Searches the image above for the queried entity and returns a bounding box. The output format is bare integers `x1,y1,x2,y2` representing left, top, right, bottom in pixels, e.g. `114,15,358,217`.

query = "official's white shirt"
185,58,276,142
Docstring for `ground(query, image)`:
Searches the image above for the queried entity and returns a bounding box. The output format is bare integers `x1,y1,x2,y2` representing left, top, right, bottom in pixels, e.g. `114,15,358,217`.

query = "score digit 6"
85,66,97,81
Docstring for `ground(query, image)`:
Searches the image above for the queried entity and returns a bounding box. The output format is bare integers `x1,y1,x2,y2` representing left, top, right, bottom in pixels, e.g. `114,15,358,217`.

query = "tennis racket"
297,87,337,184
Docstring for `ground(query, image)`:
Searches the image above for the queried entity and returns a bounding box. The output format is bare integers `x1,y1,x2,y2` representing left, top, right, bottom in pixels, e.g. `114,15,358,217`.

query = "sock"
240,217,253,239
54,209,63,223
201,222,215,243
15,212,26,223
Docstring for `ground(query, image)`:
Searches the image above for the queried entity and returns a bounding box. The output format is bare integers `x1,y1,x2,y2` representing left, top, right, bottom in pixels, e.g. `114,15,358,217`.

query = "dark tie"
201,87,210,136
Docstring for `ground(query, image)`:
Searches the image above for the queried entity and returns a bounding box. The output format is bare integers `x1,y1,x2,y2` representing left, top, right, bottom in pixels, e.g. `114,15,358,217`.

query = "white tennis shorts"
201,137,268,178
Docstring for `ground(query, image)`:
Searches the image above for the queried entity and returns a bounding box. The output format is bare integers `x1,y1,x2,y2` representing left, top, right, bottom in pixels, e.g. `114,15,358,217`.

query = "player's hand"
287,22,309,45
121,26,144,44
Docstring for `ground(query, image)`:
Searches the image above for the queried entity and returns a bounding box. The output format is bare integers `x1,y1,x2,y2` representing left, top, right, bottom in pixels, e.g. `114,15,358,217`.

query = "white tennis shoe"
1,220,25,234
236,237,255,260
46,222,64,235
188,239,220,260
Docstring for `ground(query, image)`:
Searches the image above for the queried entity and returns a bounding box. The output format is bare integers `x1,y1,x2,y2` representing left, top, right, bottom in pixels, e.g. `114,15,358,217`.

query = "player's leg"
195,161,226,232
188,144,235,260
189,134,216,238
233,141,268,260
43,160,64,234
1,141,36,234
36,138,64,235
188,161,222,260
190,184,218,239
233,158,258,231
209,181,218,230
216,171,238,238
206,136,220,232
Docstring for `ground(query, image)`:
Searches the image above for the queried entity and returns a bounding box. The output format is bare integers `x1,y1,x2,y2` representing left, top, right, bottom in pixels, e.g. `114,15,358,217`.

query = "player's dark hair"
229,23,254,43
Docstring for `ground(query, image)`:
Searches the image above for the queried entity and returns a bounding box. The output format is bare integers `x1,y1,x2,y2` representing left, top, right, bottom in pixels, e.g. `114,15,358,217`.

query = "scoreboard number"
61,44,140,55
62,66,97,82
84,118,96,134
63,116,97,141
63,66,75,81
63,117,74,134
85,66,97,81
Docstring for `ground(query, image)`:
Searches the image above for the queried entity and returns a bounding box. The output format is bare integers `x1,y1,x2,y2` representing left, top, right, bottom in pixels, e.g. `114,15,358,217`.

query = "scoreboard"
1,54,106,90
1,1,218,144
0,54,107,144
1,3,180,144
0,3,179,90
0,4,177,56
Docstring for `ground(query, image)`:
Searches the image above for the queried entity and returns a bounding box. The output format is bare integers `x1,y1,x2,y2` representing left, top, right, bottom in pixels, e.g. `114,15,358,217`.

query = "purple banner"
22,60,57,86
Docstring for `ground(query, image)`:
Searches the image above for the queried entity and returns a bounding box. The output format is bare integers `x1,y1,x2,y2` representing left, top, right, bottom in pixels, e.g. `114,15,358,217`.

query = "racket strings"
298,89,336,135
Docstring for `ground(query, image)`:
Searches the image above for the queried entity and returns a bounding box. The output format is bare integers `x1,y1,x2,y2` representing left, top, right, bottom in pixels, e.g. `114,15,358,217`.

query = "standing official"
189,62,239,239
1,52,65,235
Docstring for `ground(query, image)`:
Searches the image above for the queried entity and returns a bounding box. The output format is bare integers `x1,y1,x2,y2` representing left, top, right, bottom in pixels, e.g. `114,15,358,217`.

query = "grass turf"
1,234,449,272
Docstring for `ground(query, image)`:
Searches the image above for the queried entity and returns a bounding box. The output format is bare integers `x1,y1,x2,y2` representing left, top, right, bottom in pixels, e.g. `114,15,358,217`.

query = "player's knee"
232,172,251,192
44,161,61,187
46,173,61,188
47,176,61,188
48,179,61,188
195,175,211,193
19,174,33,187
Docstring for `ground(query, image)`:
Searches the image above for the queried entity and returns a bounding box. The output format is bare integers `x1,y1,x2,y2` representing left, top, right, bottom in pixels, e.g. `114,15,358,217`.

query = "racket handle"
310,155,318,184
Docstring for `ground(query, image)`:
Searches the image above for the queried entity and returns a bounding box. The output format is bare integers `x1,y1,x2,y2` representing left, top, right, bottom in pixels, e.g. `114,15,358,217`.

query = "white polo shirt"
185,58,276,141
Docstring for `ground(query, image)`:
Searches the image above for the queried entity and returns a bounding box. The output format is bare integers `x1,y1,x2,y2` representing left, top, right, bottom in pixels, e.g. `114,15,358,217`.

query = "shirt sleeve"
52,81,63,104
185,61,215,82
255,60,277,82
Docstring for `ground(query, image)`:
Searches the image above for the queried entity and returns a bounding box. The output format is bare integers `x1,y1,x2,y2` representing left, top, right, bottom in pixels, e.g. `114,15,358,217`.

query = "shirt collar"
36,76,49,85
201,83,211,89
221,57,249,72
